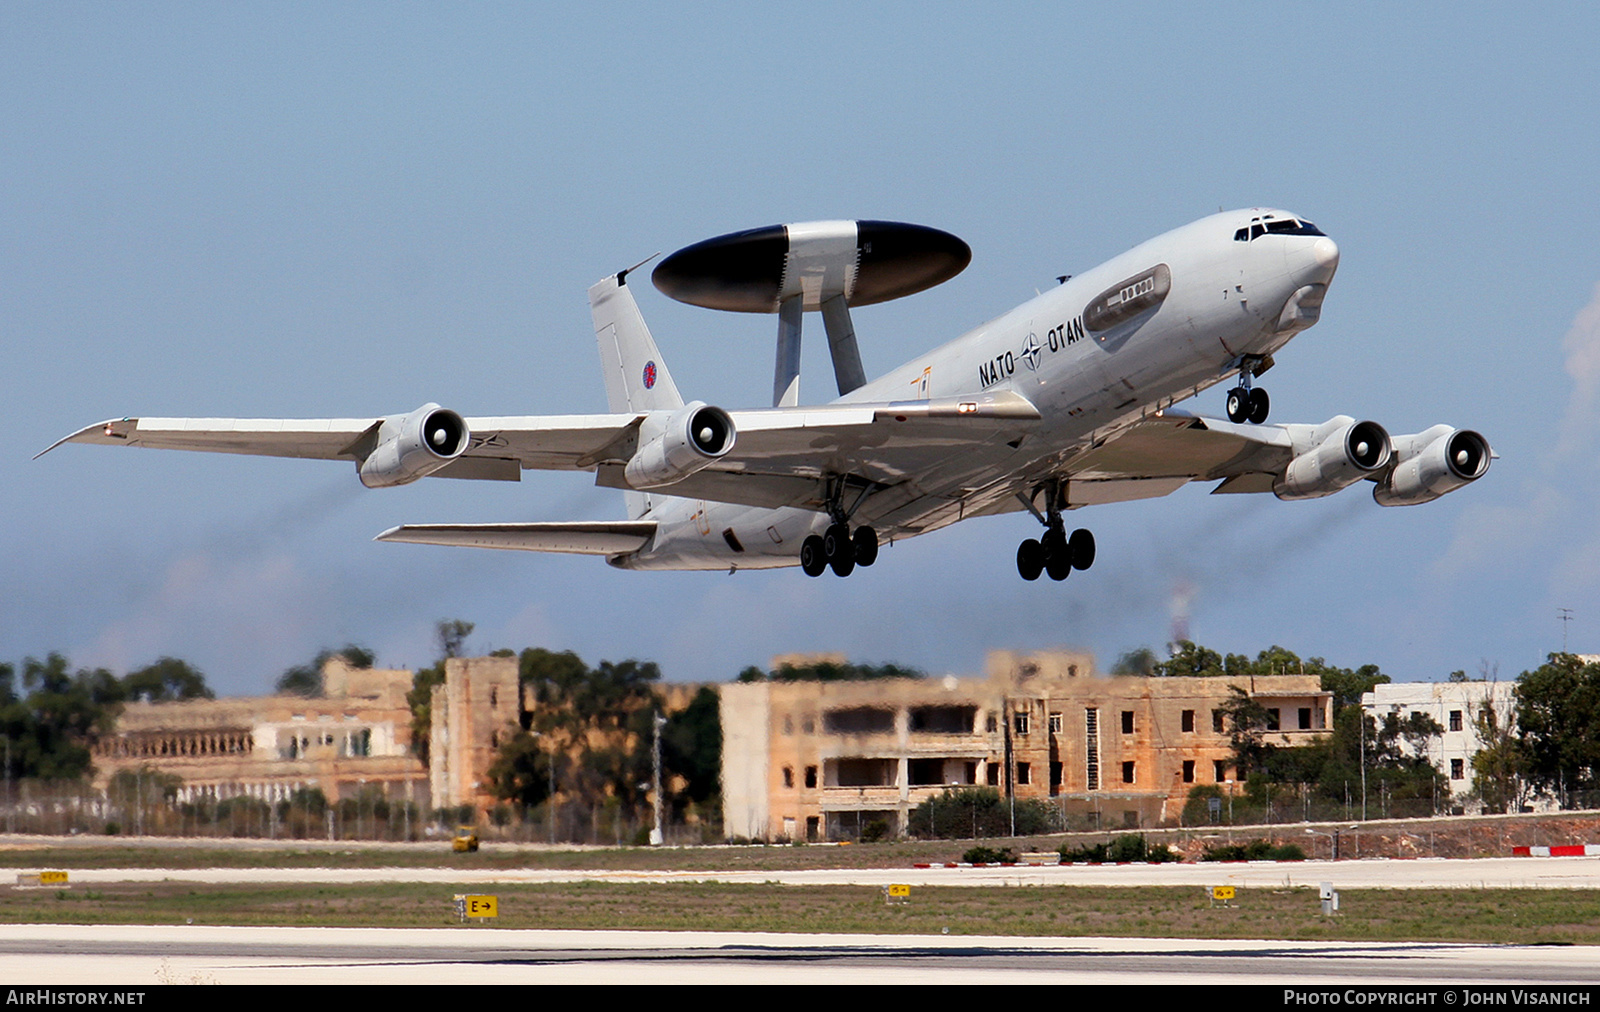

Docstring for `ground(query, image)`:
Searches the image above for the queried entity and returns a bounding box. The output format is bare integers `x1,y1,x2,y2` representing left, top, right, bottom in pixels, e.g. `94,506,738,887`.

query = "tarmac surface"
3,924,1598,985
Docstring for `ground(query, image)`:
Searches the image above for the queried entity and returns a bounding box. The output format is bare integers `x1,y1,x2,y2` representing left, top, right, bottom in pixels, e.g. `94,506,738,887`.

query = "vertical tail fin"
589,270,682,519
590,271,684,413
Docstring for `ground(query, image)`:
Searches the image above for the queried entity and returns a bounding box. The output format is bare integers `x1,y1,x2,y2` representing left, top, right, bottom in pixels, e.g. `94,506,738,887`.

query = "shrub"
908,787,1061,838
1201,839,1306,862
1061,834,1177,863
963,845,1018,864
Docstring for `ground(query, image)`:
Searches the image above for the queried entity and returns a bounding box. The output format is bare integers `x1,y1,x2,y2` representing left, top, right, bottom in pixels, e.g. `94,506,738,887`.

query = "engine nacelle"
623,401,736,490
358,403,470,489
1372,426,1491,506
1274,417,1392,501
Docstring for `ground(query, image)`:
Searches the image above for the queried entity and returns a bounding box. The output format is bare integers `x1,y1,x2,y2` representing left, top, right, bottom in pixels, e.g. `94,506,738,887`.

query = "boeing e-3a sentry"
40,210,1492,580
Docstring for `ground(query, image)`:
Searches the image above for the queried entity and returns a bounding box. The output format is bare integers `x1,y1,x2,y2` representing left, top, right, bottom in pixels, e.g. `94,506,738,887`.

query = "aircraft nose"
1312,236,1339,271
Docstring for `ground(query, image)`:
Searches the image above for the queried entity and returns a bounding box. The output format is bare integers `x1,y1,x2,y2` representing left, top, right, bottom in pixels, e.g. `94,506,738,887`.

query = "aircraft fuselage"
620,208,1340,570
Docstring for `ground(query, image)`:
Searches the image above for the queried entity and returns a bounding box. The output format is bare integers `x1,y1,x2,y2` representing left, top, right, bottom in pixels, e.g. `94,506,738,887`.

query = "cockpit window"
1236,217,1326,241
1265,219,1326,236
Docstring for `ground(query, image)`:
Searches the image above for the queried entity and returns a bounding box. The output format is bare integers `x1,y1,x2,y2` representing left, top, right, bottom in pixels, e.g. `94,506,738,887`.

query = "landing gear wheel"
1068,528,1096,570
800,535,827,577
1226,386,1251,424
1042,527,1072,581
1247,387,1270,424
1017,539,1044,581
852,526,879,567
824,523,855,577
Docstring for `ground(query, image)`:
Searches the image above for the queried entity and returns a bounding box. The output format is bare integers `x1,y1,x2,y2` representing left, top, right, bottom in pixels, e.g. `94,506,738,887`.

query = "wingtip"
33,419,126,460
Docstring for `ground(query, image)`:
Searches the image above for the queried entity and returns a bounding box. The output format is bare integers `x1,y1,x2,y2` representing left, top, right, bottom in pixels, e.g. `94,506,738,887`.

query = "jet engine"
1274,417,1392,501
623,401,736,489
358,403,470,489
1372,426,1491,506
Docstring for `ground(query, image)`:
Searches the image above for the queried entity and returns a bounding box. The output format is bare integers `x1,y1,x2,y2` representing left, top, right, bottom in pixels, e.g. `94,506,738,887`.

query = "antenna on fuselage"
651,220,971,407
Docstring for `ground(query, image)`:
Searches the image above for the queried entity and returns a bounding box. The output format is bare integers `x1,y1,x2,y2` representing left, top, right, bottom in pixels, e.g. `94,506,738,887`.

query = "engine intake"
1373,427,1491,506
358,403,470,489
623,401,736,489
1274,417,1392,501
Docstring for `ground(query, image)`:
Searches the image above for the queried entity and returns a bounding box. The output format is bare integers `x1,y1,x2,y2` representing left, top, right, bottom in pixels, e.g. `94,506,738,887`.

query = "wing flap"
374,521,656,555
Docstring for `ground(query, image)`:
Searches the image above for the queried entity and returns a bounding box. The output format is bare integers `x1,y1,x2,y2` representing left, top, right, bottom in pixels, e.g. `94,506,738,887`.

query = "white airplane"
41,209,1492,580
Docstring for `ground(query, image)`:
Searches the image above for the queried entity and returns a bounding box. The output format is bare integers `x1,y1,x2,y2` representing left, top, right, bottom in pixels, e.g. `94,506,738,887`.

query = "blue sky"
6,4,1600,694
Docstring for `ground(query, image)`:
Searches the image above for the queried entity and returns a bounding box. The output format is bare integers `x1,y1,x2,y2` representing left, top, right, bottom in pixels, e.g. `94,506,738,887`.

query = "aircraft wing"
40,390,1041,509
1060,409,1295,503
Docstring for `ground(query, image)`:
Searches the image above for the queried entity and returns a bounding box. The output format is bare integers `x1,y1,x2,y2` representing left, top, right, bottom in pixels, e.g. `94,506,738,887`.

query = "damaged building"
720,649,1331,841
93,657,429,808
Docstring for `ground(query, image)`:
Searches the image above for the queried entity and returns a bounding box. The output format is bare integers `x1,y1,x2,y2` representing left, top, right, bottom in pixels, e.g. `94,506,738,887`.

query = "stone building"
425,655,707,813
93,658,428,808
720,649,1332,841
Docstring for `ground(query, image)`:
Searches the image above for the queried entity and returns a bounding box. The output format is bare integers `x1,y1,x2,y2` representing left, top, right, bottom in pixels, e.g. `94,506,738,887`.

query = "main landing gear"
801,523,878,577
800,478,880,578
1015,482,1095,582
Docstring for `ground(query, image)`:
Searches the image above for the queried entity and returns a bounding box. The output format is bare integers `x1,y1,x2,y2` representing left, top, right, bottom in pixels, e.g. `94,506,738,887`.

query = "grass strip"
5,881,1598,944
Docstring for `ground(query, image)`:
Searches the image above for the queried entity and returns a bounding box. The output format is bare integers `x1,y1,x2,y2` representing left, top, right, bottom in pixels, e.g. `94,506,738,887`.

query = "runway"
3,924,1598,985
45,855,1600,889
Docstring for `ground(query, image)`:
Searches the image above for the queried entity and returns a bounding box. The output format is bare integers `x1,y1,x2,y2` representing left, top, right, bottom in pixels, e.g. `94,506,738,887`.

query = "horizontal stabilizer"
374,520,656,555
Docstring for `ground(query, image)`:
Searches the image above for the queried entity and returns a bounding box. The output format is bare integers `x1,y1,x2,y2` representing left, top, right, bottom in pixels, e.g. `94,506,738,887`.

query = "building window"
783,766,794,788
1214,759,1227,782
1450,710,1463,732
1122,761,1135,784
1451,758,1465,780
1016,762,1031,785
1050,761,1062,793
985,713,998,733
1298,707,1312,730
1014,711,1030,735
804,766,817,789
1213,710,1225,733
986,763,1000,786
1267,708,1281,731
1048,712,1062,734
1182,760,1195,783
1181,709,1195,733
1121,711,1134,734
1085,707,1100,791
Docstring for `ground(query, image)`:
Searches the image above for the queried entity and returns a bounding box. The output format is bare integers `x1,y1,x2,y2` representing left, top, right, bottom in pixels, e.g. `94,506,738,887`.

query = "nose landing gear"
1226,385,1269,424
1226,356,1271,424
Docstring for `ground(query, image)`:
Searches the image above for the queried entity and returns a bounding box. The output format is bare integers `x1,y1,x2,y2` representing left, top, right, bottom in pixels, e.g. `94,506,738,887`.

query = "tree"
405,621,478,764
1515,654,1600,799
1472,690,1526,813
1152,641,1229,678
486,731,556,807
1219,685,1277,773
123,657,213,703
436,620,474,660
662,686,721,808
9,654,125,780
276,644,374,697
1109,648,1157,676
762,661,923,682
